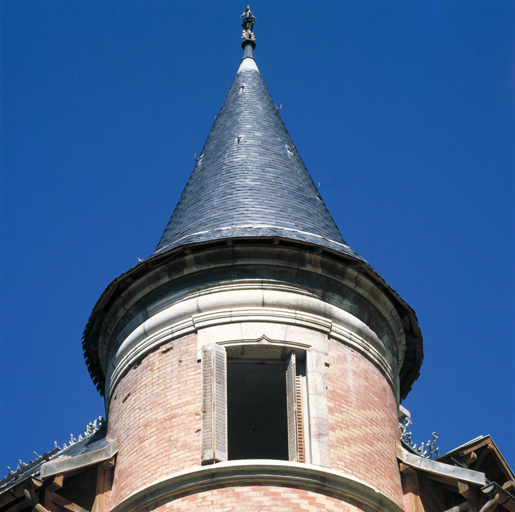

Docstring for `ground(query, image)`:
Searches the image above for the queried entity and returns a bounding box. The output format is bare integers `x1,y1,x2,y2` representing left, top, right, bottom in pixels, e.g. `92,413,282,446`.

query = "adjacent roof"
154,47,361,261
437,435,515,488
0,421,112,492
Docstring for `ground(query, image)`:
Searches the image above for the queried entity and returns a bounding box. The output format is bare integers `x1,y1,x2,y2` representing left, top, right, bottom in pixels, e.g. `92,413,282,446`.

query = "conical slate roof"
154,49,361,261
82,31,423,399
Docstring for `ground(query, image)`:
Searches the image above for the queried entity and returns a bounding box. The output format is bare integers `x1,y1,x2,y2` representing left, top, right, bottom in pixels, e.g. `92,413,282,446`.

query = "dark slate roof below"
154,56,362,261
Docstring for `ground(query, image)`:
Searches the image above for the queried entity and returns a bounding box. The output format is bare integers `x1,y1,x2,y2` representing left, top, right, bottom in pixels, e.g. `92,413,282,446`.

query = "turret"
82,8,423,511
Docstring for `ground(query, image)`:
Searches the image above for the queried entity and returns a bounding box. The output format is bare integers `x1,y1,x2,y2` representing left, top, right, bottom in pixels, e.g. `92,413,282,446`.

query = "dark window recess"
227,362,288,460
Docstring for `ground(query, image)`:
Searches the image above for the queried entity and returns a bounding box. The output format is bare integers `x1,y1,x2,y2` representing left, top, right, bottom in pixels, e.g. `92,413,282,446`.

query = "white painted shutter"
286,352,305,462
201,344,227,463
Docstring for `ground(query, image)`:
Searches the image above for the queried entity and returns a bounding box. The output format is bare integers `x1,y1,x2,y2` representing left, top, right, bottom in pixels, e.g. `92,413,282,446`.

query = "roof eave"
83,236,423,398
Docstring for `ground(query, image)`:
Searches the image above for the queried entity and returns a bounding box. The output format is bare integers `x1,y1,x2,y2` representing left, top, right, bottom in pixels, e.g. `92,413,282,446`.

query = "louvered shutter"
286,352,305,462
201,344,227,463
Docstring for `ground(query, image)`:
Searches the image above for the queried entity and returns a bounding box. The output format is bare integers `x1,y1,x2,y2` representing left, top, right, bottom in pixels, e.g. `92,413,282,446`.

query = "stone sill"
112,460,403,512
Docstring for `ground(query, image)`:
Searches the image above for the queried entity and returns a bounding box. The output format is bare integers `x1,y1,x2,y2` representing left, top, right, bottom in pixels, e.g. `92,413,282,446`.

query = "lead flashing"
397,445,486,485
237,57,259,73
40,440,117,479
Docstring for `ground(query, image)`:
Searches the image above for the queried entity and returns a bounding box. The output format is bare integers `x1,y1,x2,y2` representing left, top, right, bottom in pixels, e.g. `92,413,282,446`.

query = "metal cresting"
4,416,104,479
400,417,439,459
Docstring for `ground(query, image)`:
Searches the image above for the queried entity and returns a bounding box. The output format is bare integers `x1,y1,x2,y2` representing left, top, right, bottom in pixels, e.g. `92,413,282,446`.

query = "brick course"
153,485,368,511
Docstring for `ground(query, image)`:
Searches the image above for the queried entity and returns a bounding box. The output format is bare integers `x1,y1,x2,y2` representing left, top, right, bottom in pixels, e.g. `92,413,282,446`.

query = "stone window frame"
198,322,331,467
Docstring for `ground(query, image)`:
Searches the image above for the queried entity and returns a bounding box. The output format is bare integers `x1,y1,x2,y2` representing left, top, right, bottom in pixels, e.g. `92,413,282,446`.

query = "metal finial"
241,6,256,47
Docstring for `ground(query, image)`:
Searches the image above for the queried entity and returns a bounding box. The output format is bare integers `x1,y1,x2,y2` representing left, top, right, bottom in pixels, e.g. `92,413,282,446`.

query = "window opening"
201,344,307,464
227,361,288,460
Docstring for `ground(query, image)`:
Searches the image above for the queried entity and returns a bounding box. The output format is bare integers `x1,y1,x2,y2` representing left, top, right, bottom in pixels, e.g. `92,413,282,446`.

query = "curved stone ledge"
111,460,404,512
102,278,401,368
84,242,422,400
104,287,400,403
96,250,405,375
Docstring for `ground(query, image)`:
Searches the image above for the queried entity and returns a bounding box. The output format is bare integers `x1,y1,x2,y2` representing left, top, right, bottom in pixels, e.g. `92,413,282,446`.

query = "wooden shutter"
286,352,305,462
201,344,227,463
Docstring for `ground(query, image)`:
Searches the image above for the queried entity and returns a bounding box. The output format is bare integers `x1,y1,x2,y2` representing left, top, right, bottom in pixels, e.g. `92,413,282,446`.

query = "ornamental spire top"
241,6,256,48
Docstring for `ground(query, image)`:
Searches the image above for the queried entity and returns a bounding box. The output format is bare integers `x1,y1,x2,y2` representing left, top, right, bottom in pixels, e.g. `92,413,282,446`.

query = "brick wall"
107,334,201,506
106,332,404,510
326,338,403,507
153,485,368,511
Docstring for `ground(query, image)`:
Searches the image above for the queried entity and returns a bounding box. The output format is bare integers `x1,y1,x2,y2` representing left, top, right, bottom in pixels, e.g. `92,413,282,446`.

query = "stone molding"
110,460,404,512
84,242,423,400
104,283,401,404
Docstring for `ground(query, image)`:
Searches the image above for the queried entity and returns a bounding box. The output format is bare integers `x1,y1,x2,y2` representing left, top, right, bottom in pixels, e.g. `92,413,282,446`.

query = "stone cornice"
104,283,402,404
111,460,404,512
84,243,421,399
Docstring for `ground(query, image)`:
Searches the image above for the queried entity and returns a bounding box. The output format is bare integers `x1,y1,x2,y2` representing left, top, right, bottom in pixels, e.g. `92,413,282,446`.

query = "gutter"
397,445,486,486
482,482,515,512
40,440,117,479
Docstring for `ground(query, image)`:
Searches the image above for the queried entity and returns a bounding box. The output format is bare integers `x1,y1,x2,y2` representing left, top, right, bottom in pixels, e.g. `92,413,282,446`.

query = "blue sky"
1,1,514,473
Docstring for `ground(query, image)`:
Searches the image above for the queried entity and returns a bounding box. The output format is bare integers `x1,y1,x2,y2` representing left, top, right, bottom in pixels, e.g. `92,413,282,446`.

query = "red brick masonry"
326,338,403,507
108,334,201,506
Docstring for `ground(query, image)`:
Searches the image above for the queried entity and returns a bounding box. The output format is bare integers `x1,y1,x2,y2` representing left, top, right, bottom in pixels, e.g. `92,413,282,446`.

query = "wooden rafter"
44,490,89,512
